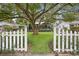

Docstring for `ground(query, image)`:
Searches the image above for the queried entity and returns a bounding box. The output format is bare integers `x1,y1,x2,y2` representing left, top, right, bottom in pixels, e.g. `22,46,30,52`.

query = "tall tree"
0,3,72,35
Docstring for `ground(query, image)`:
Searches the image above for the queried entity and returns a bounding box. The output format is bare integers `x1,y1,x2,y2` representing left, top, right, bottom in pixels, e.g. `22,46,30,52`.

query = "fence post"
24,25,27,51
53,27,56,51
58,28,60,52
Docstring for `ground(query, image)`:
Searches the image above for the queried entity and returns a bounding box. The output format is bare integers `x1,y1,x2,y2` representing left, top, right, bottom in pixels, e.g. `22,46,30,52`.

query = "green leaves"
28,4,41,13
16,19,27,25
0,3,75,25
3,25,14,31
63,12,76,22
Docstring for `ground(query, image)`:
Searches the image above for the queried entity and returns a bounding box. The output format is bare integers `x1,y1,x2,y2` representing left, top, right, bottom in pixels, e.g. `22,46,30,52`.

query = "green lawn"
28,32,53,53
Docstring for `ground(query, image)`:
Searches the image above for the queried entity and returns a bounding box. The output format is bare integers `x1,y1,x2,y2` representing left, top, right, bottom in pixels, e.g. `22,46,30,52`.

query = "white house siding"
70,21,79,27
53,21,70,30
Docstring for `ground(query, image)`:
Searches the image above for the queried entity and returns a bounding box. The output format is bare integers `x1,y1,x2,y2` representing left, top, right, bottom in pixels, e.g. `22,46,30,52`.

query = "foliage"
16,19,27,25
44,12,56,23
70,26,79,32
0,3,72,23
63,12,76,22
3,25,16,31
0,3,73,35
63,27,69,31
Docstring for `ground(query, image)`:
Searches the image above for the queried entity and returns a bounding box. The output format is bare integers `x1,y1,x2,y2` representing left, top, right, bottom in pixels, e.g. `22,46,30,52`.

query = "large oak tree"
0,3,72,35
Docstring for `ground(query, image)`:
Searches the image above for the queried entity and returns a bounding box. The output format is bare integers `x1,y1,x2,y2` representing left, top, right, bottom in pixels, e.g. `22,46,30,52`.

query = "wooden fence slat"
58,28,60,52
5,32,8,49
17,30,19,50
13,31,16,50
70,31,73,51
54,27,56,51
2,32,4,51
78,32,79,50
21,29,23,50
66,30,68,51
24,26,27,51
0,34,1,51
74,31,77,51
10,31,12,50
62,29,64,52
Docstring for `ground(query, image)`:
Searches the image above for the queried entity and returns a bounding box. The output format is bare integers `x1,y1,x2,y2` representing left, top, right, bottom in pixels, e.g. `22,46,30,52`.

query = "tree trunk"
31,24,39,35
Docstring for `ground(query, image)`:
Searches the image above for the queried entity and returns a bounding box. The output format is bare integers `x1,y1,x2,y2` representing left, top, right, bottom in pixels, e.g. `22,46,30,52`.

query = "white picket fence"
53,27,79,52
0,26,27,51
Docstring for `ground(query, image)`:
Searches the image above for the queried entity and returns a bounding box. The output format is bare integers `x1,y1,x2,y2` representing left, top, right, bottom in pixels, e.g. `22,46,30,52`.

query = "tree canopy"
0,3,73,35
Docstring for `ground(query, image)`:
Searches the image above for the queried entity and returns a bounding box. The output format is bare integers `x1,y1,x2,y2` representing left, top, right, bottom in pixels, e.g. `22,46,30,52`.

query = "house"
0,21,19,32
54,20,79,31
53,20,70,29
53,8,79,30
70,21,79,27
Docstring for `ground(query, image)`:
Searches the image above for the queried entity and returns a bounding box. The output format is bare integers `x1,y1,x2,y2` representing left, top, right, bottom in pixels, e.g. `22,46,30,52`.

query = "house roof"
0,22,18,26
70,21,79,25
0,21,26,26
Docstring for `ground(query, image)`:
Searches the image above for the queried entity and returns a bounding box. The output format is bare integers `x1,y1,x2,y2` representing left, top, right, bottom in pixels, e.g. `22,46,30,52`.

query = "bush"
39,29,51,32
70,26,79,32
63,12,76,22
3,25,17,31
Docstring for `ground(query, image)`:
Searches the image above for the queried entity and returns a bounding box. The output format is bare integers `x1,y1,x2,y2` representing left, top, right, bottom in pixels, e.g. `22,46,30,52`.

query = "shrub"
70,26,79,32
3,25,16,31
63,12,76,22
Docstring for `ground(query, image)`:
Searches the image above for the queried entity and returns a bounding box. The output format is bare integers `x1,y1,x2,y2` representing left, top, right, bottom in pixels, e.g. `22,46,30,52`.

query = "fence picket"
54,27,56,51
62,29,64,52
74,31,77,51
21,29,23,50
66,30,68,51
78,32,79,50
0,34,1,51
13,31,16,50
10,31,12,50
24,26,27,51
58,28,60,52
2,32,4,51
5,32,8,49
70,31,73,51
17,30,19,50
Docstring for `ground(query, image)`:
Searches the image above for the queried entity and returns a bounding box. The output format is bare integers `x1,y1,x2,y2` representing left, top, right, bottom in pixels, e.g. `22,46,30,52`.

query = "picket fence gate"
53,27,79,52
0,26,27,51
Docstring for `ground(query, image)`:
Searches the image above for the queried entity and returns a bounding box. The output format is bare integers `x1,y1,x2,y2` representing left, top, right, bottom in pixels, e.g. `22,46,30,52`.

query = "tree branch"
34,3,59,20
51,4,70,16
35,4,46,15
15,4,32,20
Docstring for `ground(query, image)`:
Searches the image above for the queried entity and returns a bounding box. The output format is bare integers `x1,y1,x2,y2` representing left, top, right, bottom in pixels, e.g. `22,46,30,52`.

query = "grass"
28,32,53,53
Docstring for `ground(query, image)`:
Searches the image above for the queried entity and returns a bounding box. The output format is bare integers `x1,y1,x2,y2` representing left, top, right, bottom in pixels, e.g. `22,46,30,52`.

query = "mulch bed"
0,43,79,56
0,51,79,56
